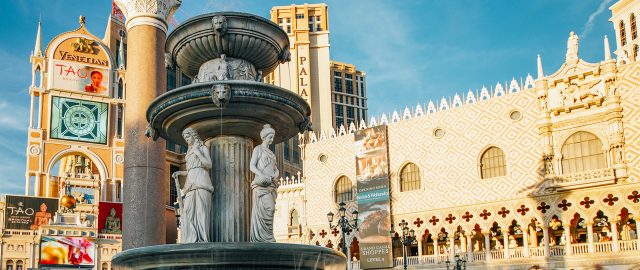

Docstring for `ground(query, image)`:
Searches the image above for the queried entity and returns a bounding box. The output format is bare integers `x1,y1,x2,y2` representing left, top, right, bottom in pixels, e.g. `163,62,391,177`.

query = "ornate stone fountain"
112,11,345,270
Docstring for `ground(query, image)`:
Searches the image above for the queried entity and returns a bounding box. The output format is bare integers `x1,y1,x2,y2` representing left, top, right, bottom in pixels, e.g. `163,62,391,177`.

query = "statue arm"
250,148,266,179
197,145,212,169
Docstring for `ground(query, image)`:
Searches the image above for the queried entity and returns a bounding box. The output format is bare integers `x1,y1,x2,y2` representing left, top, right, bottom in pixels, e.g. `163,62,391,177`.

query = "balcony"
349,240,640,269
549,168,615,191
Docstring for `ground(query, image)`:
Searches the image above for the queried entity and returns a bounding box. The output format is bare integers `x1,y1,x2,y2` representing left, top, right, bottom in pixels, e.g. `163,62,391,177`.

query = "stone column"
111,181,117,202
449,235,455,261
483,231,491,261
417,238,423,256
522,229,530,257
563,223,572,255
611,219,619,252
466,235,473,261
432,236,439,263
586,222,594,253
208,136,254,242
114,0,181,250
542,226,550,257
502,231,509,259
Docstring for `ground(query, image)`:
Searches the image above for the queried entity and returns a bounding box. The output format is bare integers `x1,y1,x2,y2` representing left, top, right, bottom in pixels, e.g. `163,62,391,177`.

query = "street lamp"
445,254,467,270
327,202,359,257
391,220,415,270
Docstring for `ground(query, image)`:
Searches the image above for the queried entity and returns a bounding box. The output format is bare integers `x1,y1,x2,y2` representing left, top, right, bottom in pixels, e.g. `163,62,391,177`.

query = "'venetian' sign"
354,125,393,269
50,36,111,96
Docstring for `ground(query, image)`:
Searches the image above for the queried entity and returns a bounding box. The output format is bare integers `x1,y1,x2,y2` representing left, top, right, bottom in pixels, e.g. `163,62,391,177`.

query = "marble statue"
101,208,122,234
249,124,280,242
171,128,214,243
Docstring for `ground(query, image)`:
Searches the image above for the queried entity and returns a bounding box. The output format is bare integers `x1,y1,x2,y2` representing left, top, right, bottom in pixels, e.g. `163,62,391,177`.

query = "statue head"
212,15,227,36
182,127,202,146
110,208,116,217
211,84,231,107
260,124,276,145
39,203,47,212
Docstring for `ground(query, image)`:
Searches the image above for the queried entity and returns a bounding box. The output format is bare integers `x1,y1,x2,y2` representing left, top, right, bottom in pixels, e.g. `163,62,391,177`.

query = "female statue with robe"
250,124,279,242
172,128,214,243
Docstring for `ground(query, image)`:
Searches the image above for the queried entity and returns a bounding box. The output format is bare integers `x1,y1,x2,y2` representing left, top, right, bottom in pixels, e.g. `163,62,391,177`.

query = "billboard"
98,202,122,234
40,236,95,267
4,195,58,230
50,96,109,144
50,36,111,96
69,186,96,205
354,125,393,269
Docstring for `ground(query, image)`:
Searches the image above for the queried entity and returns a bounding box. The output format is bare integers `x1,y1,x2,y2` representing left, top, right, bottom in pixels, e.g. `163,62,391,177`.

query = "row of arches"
333,131,608,199
5,260,25,270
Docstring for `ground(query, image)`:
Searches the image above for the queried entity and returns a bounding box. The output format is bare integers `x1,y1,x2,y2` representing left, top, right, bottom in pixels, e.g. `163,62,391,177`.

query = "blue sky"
0,0,616,195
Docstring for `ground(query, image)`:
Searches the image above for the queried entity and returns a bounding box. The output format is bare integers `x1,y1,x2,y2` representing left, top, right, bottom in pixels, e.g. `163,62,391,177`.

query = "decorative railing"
473,251,486,261
490,250,504,260
277,173,303,188
421,255,436,264
552,168,615,190
349,241,639,270
594,242,613,253
510,247,525,258
571,243,589,254
529,246,545,257
549,246,565,257
619,240,638,252
287,225,301,238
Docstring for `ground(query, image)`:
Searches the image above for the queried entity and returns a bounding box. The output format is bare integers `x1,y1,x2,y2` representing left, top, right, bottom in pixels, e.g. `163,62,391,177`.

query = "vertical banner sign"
354,125,392,269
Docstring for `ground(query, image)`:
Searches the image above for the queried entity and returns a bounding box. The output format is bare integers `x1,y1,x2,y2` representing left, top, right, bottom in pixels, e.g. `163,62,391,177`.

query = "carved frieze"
548,79,606,115
195,55,259,83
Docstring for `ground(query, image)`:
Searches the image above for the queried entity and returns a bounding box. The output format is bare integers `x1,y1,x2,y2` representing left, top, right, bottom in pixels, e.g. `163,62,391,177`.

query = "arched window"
102,263,109,270
620,20,628,46
631,13,637,40
561,131,605,174
6,260,14,270
15,260,23,270
117,79,124,99
334,176,353,203
634,44,639,61
399,163,420,191
290,209,299,226
480,147,506,179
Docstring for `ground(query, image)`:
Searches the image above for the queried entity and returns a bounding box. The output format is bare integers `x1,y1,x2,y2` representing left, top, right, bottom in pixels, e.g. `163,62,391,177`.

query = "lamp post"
327,202,359,258
392,220,415,270
445,254,467,270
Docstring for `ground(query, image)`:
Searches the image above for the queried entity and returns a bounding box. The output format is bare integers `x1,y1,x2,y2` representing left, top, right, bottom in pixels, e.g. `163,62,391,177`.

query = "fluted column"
114,0,181,250
208,136,254,242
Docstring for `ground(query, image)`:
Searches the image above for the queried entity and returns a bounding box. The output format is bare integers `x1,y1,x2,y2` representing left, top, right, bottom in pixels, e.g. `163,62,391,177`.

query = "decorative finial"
33,17,43,57
79,15,86,27
604,35,611,61
566,31,579,62
537,54,544,79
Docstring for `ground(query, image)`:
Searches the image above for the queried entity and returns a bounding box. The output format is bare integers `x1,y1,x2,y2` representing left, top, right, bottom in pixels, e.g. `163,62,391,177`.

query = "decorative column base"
207,136,254,242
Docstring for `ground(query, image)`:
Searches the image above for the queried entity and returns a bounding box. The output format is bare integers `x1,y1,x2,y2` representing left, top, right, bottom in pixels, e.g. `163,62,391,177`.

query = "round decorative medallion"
28,145,41,156
318,154,328,163
63,105,96,136
509,110,522,121
433,128,445,138
115,154,125,164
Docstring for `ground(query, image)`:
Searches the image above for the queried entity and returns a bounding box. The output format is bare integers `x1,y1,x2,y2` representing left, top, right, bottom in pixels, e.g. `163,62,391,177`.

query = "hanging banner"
354,125,392,269
40,236,95,267
4,195,59,230
98,202,122,234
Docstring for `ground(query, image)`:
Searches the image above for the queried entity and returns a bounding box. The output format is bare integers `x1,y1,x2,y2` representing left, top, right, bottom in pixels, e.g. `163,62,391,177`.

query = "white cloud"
580,0,614,39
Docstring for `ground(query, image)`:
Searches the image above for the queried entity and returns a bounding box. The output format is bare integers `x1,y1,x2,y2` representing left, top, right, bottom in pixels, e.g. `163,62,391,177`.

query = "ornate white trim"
114,0,182,33
28,145,42,156
115,154,125,164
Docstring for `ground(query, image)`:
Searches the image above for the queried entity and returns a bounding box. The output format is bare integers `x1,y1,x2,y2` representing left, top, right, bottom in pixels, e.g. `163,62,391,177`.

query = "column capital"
114,0,182,33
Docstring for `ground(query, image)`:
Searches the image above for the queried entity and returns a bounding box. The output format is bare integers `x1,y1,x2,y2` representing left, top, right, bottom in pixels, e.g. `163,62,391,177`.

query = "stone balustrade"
348,241,639,269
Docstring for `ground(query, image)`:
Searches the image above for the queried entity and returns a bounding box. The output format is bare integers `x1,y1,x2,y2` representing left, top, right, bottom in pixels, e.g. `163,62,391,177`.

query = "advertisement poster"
51,61,110,96
40,236,95,267
50,96,109,144
98,202,122,234
4,195,59,230
354,125,393,269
